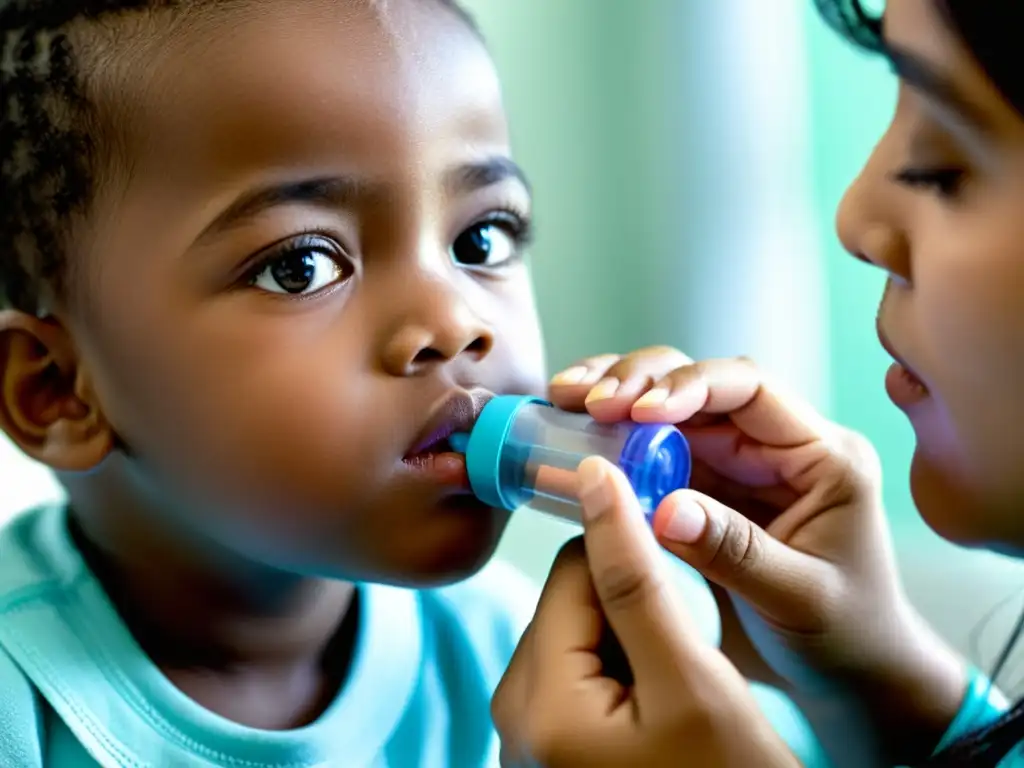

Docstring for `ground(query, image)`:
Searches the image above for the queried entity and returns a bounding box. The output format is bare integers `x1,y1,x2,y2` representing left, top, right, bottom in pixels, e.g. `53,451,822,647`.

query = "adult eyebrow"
198,176,372,240
444,156,532,197
883,43,994,136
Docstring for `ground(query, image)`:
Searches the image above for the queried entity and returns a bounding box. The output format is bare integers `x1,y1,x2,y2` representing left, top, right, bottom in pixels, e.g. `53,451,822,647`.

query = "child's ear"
0,310,113,471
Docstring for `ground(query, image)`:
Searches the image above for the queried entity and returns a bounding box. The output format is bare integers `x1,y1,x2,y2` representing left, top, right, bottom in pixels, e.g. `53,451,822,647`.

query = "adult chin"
902,399,989,548
908,452,984,546
908,451,1024,555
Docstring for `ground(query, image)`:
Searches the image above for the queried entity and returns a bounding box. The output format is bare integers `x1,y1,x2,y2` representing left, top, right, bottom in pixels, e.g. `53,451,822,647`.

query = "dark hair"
815,1,1024,765
0,0,477,316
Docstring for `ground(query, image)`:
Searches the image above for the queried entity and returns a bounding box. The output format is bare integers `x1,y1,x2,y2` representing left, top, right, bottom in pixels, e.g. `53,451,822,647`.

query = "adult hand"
547,348,968,766
492,456,800,768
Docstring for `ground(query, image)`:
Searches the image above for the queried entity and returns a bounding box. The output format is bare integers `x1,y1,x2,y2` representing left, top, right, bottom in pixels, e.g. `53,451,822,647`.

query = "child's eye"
451,214,530,269
250,237,348,295
891,166,966,199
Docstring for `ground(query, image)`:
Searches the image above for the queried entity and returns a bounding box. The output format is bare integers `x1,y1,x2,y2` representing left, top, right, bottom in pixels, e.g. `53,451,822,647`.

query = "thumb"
651,490,836,626
576,457,707,691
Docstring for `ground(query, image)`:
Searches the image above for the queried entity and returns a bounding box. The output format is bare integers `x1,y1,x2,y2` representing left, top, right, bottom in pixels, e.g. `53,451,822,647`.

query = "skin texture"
0,0,545,729
837,0,1024,552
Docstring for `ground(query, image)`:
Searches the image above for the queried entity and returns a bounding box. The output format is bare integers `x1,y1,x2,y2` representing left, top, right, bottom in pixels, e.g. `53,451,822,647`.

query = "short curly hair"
0,0,477,315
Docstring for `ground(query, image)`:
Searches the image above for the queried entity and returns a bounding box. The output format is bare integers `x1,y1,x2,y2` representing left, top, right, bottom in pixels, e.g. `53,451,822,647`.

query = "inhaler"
450,395,691,523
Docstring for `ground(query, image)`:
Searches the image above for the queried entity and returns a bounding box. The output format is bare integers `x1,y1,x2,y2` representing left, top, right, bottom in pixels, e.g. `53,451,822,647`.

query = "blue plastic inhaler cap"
451,394,545,510
618,423,691,514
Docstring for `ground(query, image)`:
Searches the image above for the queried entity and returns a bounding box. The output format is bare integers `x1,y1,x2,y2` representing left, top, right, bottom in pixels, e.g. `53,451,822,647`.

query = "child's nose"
380,280,494,377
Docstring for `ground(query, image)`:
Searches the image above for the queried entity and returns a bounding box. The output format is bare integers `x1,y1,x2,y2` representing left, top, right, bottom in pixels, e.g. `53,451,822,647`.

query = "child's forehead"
95,0,506,196
124,0,491,110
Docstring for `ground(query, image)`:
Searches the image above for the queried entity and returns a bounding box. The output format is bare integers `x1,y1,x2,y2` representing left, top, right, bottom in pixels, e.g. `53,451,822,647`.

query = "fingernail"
577,458,612,521
634,387,669,409
551,366,589,385
585,377,620,405
658,494,707,544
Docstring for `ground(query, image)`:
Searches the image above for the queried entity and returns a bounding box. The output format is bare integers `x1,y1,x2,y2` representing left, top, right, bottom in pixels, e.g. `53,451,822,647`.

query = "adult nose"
835,146,912,284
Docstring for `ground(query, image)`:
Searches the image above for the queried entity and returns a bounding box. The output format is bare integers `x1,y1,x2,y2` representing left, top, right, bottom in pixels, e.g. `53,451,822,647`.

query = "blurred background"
2,0,1023,687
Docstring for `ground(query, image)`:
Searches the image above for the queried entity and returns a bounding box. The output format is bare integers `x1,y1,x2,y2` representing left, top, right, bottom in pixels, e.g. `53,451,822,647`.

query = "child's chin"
383,500,512,588
289,500,511,588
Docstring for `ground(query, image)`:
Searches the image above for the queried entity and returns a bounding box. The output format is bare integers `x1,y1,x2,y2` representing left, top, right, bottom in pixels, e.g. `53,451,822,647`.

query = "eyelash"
475,207,534,253
891,166,966,199
240,231,344,287
239,207,535,286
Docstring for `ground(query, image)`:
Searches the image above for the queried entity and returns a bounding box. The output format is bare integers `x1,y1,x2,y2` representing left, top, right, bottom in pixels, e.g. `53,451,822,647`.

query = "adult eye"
890,166,966,200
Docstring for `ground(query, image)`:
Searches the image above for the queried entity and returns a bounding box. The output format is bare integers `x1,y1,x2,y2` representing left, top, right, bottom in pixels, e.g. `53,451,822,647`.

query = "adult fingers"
548,354,623,411
575,457,710,696
629,357,830,447
520,538,609,683
651,489,840,627
493,539,626,753
549,347,692,419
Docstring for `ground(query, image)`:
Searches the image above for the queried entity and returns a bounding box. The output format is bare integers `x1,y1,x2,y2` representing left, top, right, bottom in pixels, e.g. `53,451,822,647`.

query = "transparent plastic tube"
451,395,691,523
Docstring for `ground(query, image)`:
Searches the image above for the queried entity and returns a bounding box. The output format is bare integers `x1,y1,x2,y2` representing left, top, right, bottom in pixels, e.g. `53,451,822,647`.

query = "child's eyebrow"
198,157,531,242
444,156,531,197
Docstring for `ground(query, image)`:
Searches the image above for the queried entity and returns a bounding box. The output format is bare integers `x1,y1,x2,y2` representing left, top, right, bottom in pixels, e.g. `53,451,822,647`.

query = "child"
0,1,548,765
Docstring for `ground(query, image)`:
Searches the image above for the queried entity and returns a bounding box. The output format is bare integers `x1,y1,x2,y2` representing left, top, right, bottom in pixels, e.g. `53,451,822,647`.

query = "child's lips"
404,389,492,459
405,433,456,460
399,388,494,493
400,450,471,491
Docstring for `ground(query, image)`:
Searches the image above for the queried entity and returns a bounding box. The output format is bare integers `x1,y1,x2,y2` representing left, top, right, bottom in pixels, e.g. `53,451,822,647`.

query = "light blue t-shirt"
0,505,827,767
0,505,539,767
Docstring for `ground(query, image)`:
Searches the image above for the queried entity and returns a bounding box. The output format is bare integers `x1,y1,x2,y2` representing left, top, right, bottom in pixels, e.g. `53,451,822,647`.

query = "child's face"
836,0,1024,550
60,0,546,582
